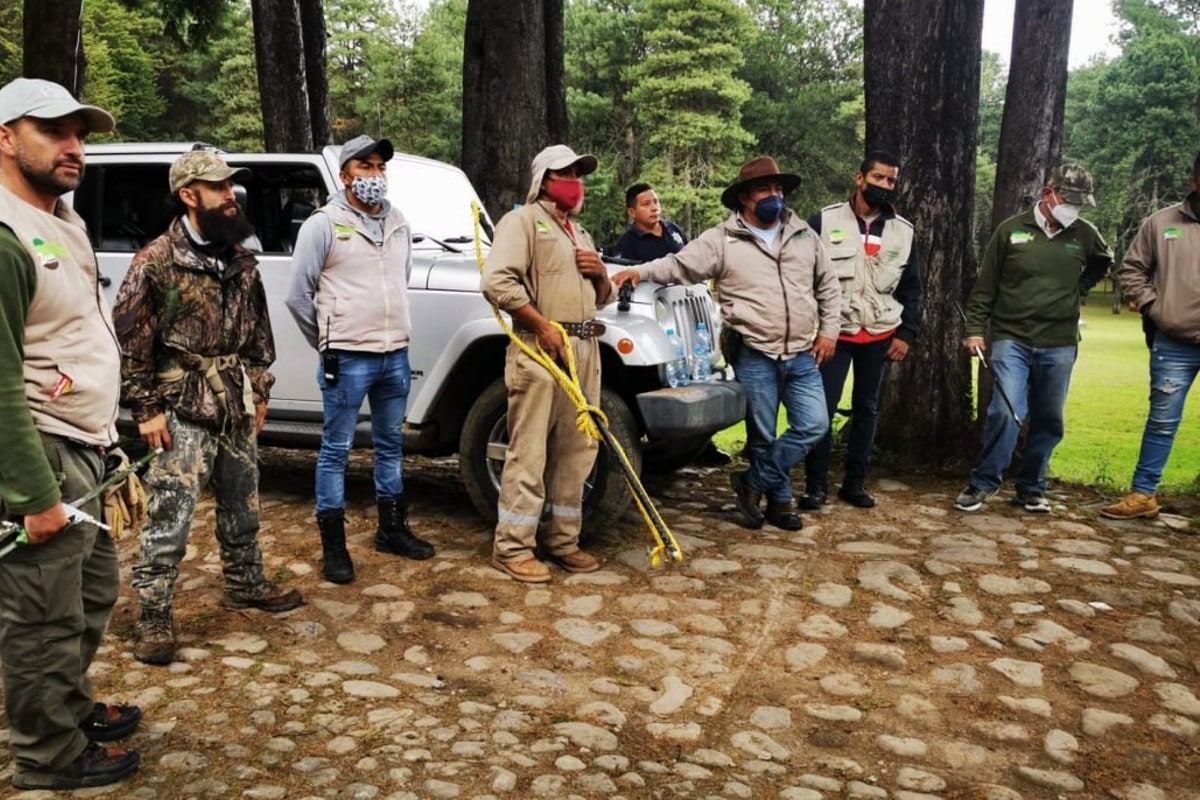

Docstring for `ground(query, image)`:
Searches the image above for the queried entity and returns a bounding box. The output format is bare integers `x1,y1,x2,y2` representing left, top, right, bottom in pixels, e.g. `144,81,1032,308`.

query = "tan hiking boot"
491,554,551,583
1101,492,1160,520
547,549,600,573
132,607,175,666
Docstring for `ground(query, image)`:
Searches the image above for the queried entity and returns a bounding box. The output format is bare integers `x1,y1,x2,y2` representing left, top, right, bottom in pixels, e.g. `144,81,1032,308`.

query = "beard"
196,202,255,248
16,151,83,197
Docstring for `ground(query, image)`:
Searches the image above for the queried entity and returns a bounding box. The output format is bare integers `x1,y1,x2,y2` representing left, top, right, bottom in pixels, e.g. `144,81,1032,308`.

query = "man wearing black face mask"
613,156,841,531
801,150,923,510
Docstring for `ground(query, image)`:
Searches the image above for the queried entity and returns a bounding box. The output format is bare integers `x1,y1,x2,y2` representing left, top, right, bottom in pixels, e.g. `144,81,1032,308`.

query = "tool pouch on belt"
102,448,148,540
720,326,743,367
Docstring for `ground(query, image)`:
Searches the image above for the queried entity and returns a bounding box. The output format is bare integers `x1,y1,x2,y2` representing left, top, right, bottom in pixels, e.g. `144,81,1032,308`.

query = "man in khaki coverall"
481,145,613,583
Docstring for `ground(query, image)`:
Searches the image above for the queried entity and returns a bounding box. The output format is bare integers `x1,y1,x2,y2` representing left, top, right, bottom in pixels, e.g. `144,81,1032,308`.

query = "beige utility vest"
0,184,119,446
819,202,914,336
313,203,412,353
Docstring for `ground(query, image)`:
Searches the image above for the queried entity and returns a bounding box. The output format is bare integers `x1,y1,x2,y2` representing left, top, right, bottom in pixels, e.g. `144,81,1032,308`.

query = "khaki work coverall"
481,200,602,563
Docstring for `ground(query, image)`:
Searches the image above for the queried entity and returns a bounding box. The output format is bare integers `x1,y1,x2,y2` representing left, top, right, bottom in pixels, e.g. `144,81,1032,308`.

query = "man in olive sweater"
957,165,1113,513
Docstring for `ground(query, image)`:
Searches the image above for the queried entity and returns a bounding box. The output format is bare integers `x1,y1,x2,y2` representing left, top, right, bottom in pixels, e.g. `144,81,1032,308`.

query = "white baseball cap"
0,78,115,133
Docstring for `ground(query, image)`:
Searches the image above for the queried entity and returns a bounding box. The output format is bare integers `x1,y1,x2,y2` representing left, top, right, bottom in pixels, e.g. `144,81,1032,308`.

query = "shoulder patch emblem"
1009,231,1035,245
1164,226,1182,240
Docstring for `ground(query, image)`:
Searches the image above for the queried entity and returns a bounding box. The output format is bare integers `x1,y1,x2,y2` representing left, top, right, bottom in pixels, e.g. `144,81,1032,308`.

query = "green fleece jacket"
966,209,1113,347
0,226,59,515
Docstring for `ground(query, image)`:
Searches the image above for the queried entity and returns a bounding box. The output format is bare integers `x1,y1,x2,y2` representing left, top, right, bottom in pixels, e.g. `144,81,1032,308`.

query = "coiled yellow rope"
471,202,682,567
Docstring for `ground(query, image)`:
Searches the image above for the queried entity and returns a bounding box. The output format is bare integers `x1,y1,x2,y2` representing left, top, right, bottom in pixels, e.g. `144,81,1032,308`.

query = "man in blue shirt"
612,183,687,262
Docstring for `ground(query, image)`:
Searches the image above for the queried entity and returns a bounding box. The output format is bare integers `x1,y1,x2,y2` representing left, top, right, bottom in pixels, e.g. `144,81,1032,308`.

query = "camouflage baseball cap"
1048,164,1096,207
169,149,251,193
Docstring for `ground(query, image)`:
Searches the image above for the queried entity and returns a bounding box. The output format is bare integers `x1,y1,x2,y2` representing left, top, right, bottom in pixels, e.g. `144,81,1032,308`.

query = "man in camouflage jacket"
113,150,303,667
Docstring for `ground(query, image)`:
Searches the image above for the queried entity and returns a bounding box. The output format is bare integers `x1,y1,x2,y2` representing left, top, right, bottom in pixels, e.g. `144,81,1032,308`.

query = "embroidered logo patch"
829,228,845,244
31,237,66,269
535,220,551,234
1164,226,1182,240
1009,231,1035,245
332,222,354,241
885,247,901,259
1065,242,1081,255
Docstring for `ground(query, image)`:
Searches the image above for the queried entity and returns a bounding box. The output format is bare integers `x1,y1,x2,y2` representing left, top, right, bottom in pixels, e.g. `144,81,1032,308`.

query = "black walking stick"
954,301,1021,424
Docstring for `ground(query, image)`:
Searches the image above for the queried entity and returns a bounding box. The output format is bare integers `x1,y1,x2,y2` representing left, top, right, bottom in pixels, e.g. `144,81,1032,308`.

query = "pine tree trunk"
250,0,313,152
991,0,1072,227
462,0,565,218
298,0,332,146
23,0,82,93
864,0,985,465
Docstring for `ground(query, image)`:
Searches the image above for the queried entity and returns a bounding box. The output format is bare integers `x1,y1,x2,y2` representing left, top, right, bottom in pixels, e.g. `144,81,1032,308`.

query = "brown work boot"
547,549,600,573
132,607,175,666
222,580,305,612
1100,492,1160,520
490,554,552,583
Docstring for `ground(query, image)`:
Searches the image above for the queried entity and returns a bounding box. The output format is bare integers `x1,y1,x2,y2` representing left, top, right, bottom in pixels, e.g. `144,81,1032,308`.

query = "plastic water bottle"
665,328,689,388
691,321,712,383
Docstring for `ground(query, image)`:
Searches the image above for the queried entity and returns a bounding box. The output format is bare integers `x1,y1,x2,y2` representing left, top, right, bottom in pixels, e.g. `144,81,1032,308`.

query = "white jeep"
74,143,745,531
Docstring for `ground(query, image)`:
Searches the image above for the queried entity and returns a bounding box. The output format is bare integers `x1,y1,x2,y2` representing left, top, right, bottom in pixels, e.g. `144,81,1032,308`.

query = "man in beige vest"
0,77,140,790
286,135,435,585
481,145,613,582
802,150,923,510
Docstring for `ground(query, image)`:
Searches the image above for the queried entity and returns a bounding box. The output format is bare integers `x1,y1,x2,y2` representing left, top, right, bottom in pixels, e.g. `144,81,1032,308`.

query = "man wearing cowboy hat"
481,144,613,582
956,164,1113,514
613,156,841,531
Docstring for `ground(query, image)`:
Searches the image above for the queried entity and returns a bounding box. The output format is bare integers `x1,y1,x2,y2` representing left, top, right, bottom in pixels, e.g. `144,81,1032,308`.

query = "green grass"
711,291,1199,494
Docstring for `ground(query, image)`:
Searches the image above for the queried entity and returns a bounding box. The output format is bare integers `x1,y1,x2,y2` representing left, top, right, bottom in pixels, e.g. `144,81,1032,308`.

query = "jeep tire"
458,378,640,538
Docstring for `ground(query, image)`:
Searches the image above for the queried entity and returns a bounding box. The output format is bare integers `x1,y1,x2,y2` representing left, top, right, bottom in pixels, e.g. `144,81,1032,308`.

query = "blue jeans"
805,337,892,488
1131,334,1199,495
316,349,410,512
738,347,829,503
969,339,1077,495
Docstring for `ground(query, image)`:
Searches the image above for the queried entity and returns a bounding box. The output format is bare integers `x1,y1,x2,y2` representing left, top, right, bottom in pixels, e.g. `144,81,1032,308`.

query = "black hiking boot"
317,509,355,584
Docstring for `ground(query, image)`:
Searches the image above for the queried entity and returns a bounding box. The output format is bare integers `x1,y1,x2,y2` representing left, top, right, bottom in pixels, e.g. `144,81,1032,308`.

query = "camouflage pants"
131,410,266,611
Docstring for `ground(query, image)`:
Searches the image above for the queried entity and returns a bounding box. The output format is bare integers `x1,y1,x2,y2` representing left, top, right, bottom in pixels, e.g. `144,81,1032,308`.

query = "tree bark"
544,0,568,143
298,0,332,146
864,0,985,464
250,0,313,152
462,0,565,218
991,0,1072,227
23,0,83,93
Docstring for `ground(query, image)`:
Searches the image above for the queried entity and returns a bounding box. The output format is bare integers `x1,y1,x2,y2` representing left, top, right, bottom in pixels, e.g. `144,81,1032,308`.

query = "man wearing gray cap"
481,144,612,582
286,135,435,584
956,164,1113,513
113,147,302,667
0,77,140,789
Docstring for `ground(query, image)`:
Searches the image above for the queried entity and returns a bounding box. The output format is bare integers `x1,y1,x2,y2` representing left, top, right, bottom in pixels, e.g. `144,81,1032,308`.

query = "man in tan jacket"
1102,152,1200,520
481,145,612,583
614,156,841,531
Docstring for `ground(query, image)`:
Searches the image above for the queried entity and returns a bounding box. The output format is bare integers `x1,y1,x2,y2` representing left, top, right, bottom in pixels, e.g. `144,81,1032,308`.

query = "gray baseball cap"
1048,164,1096,207
339,135,394,170
0,77,115,133
169,150,251,193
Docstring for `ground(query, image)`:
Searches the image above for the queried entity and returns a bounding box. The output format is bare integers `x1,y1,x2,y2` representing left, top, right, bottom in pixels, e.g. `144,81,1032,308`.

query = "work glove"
102,448,149,540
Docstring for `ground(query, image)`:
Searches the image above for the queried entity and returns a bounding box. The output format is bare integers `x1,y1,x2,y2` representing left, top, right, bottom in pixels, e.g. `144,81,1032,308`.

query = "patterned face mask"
350,175,388,207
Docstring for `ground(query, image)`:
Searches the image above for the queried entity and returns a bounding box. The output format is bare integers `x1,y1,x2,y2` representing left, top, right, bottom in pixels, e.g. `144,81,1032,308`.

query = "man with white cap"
481,144,613,582
0,77,140,789
114,146,303,667
287,134,435,585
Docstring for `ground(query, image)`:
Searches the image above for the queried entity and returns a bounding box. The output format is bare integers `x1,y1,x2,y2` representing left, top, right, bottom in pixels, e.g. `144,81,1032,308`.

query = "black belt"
515,320,605,340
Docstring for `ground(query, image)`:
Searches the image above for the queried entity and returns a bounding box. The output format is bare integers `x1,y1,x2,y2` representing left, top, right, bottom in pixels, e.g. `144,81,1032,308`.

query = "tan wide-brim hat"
720,156,801,209
525,144,598,204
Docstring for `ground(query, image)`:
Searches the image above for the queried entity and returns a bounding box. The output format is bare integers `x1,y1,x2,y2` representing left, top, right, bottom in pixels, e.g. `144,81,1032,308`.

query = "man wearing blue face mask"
613,157,841,531
287,135,435,585
956,164,1113,514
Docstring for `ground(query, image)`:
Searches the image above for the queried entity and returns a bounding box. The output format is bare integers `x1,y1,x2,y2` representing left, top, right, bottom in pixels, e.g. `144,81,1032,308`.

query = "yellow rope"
471,202,682,567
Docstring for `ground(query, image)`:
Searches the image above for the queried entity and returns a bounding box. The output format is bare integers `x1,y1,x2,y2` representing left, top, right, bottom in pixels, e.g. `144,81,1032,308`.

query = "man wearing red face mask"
481,145,613,582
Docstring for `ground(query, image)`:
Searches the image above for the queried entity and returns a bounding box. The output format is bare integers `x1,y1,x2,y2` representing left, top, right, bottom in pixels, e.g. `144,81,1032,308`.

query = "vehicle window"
75,161,329,254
